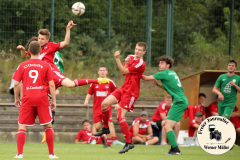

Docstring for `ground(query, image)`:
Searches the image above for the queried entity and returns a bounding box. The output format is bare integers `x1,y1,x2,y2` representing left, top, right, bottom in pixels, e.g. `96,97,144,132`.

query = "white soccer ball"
72,2,85,16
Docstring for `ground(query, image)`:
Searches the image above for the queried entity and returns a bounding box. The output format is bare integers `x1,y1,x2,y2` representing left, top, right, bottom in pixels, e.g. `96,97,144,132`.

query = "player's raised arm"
59,20,77,49
114,51,130,75
16,45,28,58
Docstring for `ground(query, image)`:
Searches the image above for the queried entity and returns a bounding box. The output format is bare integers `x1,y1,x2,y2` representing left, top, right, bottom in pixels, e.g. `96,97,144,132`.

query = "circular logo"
197,116,236,155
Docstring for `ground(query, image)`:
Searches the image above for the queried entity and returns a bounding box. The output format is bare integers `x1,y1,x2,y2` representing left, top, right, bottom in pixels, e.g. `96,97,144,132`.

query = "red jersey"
188,119,202,137
129,117,150,137
184,105,205,120
75,130,102,144
28,42,61,71
151,101,171,121
120,55,145,97
206,102,218,118
88,80,117,115
13,59,53,106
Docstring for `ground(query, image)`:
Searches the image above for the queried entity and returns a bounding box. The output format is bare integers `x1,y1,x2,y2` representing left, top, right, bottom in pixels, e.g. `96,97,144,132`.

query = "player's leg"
146,136,159,145
14,125,27,158
160,120,167,145
62,78,109,88
222,106,235,119
132,136,145,144
94,95,118,136
110,121,125,145
174,121,180,142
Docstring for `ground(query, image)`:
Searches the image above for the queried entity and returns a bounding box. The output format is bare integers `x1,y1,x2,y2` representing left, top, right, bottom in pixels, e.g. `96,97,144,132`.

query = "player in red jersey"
230,107,240,137
17,21,109,92
129,111,159,145
151,95,180,145
94,42,147,154
13,41,58,159
206,96,219,118
188,112,203,137
84,66,124,147
75,120,102,144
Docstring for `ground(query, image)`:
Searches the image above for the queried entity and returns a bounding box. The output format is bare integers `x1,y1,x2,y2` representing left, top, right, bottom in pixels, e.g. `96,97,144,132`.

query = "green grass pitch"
0,143,239,160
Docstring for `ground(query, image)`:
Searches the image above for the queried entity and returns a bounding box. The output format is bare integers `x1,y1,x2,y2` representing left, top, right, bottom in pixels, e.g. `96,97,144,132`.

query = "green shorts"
167,101,188,122
218,105,235,119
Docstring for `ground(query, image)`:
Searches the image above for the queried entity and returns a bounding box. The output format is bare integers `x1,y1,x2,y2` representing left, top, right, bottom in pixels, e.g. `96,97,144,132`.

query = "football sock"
112,136,117,141
17,129,26,155
102,108,110,128
73,79,98,86
167,130,178,148
91,136,96,141
106,138,111,146
118,118,131,143
45,127,54,155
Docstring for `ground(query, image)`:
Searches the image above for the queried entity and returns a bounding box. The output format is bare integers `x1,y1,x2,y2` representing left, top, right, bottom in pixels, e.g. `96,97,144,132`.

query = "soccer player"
212,60,240,119
75,120,102,144
16,21,109,92
94,42,147,154
142,55,188,155
129,111,159,145
84,66,124,147
13,41,58,159
151,95,180,145
188,112,203,137
206,95,219,118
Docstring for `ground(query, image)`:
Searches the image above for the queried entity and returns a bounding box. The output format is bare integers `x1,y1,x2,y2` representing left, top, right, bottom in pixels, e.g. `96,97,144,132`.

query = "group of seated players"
75,93,240,146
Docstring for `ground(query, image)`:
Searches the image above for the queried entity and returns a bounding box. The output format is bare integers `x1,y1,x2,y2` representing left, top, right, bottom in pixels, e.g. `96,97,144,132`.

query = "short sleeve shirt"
214,73,240,107
153,69,187,103
151,101,171,121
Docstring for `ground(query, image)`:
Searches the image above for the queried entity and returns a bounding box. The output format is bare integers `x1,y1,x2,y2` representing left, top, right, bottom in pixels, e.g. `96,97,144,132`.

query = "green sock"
167,130,178,148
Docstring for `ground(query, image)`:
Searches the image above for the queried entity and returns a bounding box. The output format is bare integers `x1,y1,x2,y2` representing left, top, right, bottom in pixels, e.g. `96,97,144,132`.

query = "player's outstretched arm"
114,51,130,75
59,20,77,49
49,80,56,111
212,86,224,101
16,45,28,58
142,75,155,81
13,80,21,107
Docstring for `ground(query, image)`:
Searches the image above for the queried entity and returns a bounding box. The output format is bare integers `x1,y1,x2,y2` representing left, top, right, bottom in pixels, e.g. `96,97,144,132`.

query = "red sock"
45,127,54,155
112,136,117,141
118,119,131,143
102,108,110,128
106,138,111,146
73,79,98,86
17,129,25,155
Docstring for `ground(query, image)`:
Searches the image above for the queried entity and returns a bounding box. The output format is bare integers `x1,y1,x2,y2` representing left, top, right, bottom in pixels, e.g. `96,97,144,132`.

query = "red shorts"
93,106,113,123
111,89,137,112
52,70,66,89
18,106,52,126
230,117,240,129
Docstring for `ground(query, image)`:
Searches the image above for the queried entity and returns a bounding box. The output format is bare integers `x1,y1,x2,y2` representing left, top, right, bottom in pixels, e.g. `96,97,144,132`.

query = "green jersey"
153,69,187,103
54,51,64,74
214,73,240,107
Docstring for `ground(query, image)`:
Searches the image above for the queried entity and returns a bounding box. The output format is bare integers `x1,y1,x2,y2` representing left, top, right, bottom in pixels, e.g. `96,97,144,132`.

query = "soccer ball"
72,2,85,16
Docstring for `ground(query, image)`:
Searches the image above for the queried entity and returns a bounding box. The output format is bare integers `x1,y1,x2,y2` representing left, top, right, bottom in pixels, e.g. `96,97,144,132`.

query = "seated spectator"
75,120,102,144
151,95,180,145
189,112,203,137
230,106,240,137
206,95,218,118
184,93,206,120
129,111,159,145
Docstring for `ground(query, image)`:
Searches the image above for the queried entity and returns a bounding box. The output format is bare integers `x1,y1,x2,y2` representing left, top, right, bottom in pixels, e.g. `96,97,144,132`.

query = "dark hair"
136,42,148,51
228,59,237,67
38,29,51,39
29,41,41,55
199,93,206,98
98,65,108,71
26,36,38,47
158,56,174,68
82,119,91,125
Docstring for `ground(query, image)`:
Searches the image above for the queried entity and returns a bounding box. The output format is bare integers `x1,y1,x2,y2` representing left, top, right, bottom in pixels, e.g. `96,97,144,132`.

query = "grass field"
0,143,239,160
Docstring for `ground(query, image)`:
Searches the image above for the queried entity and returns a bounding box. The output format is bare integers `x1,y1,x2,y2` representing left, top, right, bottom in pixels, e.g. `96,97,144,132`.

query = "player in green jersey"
212,60,240,119
142,55,188,155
